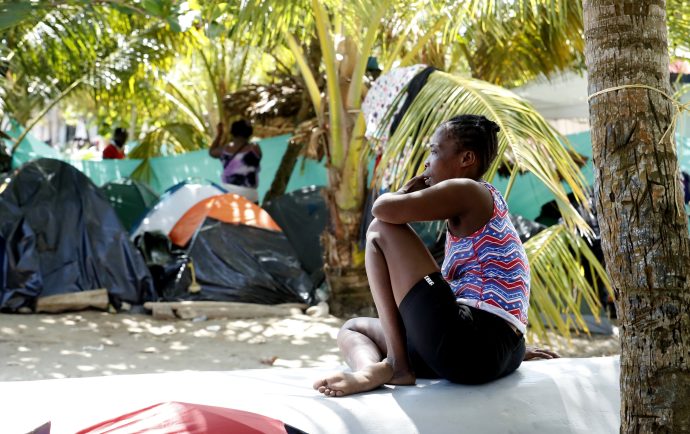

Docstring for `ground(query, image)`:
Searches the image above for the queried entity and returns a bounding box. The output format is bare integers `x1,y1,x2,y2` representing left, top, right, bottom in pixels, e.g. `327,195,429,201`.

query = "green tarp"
101,179,159,232
3,124,327,201
4,122,689,220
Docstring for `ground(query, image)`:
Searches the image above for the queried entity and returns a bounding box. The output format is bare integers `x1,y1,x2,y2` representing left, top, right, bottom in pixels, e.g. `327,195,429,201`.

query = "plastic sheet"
263,186,327,285
0,159,155,309
160,219,313,304
0,200,43,311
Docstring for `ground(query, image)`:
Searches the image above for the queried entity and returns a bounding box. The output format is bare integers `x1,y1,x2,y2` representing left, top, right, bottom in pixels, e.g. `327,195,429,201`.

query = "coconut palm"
0,0,194,151
1,0,608,340
584,1,690,430
277,0,613,343
12,0,689,341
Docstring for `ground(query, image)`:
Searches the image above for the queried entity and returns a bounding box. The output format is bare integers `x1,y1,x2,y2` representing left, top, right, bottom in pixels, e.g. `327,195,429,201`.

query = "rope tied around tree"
588,84,690,218
588,83,690,144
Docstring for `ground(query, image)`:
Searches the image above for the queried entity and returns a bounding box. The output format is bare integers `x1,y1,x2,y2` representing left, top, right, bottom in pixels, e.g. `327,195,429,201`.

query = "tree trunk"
583,1,690,432
322,193,374,317
262,139,304,205
264,38,322,203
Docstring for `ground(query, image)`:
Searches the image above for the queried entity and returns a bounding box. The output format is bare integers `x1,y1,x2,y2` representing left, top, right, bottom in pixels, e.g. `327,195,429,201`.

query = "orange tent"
169,193,281,246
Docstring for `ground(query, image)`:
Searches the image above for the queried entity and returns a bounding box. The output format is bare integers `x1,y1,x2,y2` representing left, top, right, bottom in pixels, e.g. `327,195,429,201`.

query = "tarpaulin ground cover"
0,357,620,434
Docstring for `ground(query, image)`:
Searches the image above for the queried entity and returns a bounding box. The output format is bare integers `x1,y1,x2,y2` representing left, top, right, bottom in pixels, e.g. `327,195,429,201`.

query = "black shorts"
399,272,525,385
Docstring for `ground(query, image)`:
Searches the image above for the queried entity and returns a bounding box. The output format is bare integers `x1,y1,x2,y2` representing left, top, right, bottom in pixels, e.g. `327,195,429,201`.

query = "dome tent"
101,179,159,233
76,401,307,434
159,218,313,305
0,159,155,310
169,193,281,247
136,192,313,304
130,179,226,240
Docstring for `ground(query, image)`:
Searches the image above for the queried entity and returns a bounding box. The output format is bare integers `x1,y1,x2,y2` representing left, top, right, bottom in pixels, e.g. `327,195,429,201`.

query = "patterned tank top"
441,181,530,334
220,147,261,189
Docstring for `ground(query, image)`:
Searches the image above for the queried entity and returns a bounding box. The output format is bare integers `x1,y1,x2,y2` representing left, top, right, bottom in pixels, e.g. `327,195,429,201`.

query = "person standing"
209,119,262,202
102,127,127,160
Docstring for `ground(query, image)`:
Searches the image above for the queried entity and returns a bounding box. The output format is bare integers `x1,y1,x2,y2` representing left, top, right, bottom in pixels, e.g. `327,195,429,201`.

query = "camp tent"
0,199,42,311
263,186,328,284
169,193,281,247
0,159,155,311
160,219,313,304
101,179,159,233
133,191,312,304
131,180,227,241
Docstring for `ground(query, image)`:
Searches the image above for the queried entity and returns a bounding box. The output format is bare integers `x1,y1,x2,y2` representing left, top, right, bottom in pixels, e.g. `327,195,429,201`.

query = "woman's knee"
367,218,403,246
340,318,360,332
337,318,366,347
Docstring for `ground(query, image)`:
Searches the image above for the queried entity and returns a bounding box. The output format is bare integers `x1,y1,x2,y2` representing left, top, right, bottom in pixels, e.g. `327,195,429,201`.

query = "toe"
313,379,326,390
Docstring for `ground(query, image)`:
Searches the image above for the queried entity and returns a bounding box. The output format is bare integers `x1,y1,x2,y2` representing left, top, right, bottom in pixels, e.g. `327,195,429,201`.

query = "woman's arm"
372,178,491,224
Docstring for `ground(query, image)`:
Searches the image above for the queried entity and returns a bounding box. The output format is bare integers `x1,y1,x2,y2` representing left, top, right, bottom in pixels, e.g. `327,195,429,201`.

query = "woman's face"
422,127,474,186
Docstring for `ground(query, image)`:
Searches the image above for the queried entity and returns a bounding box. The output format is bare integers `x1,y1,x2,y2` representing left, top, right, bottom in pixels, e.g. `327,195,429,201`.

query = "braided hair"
442,115,500,176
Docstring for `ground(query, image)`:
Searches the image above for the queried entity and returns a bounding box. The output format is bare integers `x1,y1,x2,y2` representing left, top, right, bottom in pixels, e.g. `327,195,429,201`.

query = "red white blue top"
441,181,530,334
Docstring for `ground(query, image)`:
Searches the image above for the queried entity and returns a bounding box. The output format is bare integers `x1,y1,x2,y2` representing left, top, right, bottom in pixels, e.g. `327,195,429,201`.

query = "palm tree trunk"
262,139,304,205
322,186,374,317
583,1,690,432
322,109,374,317
264,38,321,203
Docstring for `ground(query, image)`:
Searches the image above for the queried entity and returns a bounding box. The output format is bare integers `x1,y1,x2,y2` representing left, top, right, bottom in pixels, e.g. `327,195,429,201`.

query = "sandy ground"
0,310,620,382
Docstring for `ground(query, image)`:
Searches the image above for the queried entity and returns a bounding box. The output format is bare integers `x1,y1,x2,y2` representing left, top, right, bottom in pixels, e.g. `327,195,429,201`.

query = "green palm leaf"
524,224,611,341
128,122,205,158
668,0,690,59
377,71,592,235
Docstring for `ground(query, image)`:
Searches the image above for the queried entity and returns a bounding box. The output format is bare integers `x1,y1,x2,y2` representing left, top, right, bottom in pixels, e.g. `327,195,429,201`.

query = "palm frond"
668,0,690,59
524,224,611,342
377,71,593,235
452,0,584,86
128,122,206,158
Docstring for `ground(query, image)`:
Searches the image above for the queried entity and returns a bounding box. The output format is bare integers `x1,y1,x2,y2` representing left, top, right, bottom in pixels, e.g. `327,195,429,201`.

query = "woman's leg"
313,219,439,397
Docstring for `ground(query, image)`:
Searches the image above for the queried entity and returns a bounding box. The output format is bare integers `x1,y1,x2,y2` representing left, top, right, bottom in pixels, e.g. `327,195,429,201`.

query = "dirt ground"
0,310,620,382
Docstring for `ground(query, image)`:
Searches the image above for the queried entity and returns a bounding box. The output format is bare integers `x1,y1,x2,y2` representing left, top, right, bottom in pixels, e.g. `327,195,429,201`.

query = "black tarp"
156,218,313,304
0,200,42,311
0,158,155,310
263,186,328,285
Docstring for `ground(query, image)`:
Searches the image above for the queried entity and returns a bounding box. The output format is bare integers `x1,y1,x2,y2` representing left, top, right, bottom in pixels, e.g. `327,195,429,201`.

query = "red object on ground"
76,401,292,434
169,193,282,247
102,144,125,159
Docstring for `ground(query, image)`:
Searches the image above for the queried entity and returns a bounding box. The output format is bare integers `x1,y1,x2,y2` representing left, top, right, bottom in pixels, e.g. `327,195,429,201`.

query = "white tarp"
0,357,620,434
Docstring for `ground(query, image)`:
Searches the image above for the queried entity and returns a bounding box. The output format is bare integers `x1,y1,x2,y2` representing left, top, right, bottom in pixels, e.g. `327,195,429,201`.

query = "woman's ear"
458,150,477,168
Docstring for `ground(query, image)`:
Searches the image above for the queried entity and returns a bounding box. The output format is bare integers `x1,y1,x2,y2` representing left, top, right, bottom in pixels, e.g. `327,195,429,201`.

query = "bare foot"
313,361,414,397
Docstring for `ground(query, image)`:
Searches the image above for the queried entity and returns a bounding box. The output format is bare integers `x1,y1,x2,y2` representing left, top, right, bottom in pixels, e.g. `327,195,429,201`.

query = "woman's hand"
523,346,561,361
398,175,428,194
